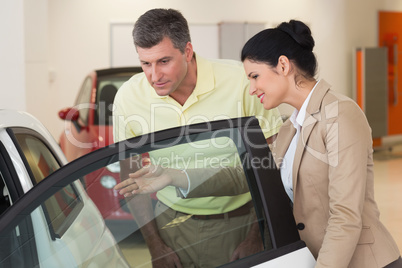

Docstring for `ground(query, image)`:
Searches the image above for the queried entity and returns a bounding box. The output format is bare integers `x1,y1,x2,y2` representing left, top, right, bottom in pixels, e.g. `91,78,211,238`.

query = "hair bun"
277,20,315,51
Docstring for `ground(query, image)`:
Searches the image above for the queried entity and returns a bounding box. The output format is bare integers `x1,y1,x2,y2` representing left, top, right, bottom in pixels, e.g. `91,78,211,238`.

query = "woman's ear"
278,55,290,75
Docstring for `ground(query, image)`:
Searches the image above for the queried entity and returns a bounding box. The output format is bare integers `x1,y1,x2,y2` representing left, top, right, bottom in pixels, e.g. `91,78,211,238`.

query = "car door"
0,126,129,268
0,117,315,267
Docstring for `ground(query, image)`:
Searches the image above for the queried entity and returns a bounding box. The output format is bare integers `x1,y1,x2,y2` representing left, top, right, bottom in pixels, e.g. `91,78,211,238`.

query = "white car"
0,110,129,267
0,110,315,267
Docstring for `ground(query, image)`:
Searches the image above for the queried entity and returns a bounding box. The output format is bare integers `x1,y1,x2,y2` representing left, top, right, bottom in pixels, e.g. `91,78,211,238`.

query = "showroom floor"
372,143,402,251
118,144,402,266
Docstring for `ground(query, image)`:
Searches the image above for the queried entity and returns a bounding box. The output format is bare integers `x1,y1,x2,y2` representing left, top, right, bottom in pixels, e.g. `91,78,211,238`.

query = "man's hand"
229,221,263,261
114,161,188,197
148,238,183,268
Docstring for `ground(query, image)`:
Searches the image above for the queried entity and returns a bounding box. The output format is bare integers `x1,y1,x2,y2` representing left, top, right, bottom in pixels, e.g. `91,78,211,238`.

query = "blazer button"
297,223,305,230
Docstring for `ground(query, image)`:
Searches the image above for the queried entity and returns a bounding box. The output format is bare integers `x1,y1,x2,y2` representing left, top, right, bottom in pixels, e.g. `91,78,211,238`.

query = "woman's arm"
315,100,372,267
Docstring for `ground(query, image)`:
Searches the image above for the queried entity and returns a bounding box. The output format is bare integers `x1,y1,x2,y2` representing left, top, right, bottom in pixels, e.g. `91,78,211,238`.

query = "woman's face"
243,59,289,110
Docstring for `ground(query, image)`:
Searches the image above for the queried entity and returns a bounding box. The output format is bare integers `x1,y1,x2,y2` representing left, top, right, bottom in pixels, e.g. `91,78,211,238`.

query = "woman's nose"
249,83,257,95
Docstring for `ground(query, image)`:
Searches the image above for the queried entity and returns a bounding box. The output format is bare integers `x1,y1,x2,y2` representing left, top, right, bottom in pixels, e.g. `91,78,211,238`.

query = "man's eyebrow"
140,56,172,64
157,56,172,62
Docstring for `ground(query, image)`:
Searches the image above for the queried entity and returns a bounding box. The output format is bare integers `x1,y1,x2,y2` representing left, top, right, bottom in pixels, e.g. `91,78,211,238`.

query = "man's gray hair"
133,8,191,53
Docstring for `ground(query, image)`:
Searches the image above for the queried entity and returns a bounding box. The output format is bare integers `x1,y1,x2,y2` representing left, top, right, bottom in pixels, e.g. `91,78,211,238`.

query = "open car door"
0,117,315,267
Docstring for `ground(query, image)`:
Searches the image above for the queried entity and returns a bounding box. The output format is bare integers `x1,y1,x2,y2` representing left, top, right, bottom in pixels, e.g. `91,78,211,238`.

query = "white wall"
383,1,402,10
25,0,49,126
0,0,25,111
0,0,397,139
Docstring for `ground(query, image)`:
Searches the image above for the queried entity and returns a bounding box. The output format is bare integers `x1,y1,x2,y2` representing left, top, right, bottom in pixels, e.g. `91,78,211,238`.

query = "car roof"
95,67,143,77
0,109,67,164
0,110,48,132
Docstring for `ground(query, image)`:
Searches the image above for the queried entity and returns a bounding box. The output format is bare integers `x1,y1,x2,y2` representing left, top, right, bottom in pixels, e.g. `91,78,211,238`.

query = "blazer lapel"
274,119,296,168
291,80,331,196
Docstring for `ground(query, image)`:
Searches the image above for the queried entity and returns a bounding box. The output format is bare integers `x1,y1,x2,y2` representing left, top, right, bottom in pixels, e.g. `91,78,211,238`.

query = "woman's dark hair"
241,20,317,80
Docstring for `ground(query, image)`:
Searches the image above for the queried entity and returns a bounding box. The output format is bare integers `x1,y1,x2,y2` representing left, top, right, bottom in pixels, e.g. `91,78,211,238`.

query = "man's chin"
155,91,170,97
153,88,172,97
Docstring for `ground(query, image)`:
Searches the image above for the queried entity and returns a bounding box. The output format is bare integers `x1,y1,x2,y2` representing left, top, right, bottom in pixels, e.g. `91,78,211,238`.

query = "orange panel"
356,49,364,110
379,11,402,136
372,137,382,148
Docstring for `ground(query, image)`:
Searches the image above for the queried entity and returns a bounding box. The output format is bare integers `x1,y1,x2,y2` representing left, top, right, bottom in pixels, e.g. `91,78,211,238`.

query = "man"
113,8,282,267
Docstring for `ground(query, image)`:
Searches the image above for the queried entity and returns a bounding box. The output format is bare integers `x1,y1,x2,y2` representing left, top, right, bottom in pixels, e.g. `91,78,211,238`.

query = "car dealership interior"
1,0,402,266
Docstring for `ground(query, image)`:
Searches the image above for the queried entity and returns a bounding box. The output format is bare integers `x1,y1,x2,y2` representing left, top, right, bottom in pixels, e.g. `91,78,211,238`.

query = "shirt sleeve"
315,100,372,267
112,82,136,143
176,166,250,199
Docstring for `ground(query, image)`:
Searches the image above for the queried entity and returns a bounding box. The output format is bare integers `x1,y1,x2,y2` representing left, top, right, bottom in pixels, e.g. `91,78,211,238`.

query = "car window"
97,75,130,91
75,77,93,125
116,134,274,267
0,173,10,215
0,210,38,267
0,140,26,214
12,130,83,238
95,75,132,126
0,117,301,268
14,133,60,184
0,184,86,267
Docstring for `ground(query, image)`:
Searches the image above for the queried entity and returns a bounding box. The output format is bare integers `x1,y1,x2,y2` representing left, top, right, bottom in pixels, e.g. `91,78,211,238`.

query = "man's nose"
151,66,161,82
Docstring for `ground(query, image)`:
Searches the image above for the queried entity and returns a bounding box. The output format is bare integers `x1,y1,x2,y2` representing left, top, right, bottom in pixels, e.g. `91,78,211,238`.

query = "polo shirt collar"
192,53,215,96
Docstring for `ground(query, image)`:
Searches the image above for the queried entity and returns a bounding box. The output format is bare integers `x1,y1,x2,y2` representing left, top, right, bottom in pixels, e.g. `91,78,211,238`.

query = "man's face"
137,37,193,96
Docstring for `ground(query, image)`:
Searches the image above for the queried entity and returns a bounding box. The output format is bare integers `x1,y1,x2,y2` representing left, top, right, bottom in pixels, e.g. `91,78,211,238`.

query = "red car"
58,67,142,240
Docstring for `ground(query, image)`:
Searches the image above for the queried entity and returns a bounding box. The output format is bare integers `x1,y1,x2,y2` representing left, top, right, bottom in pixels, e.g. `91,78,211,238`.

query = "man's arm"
119,157,182,267
115,164,249,198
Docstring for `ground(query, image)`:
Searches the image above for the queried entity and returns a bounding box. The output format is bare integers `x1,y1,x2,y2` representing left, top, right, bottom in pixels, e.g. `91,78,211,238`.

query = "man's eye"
161,60,169,64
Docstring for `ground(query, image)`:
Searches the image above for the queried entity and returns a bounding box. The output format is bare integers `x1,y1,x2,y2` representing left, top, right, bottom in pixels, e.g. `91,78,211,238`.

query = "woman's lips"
258,93,265,103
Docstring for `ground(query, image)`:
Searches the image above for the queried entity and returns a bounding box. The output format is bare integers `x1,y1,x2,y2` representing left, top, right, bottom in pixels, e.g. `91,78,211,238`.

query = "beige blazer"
272,80,400,268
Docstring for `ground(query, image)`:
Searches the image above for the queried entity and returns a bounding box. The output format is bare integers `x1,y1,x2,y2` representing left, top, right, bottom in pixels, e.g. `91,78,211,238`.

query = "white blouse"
280,81,319,202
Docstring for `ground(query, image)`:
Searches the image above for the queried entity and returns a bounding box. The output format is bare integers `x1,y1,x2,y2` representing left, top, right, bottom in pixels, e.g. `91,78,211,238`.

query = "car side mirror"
58,108,81,133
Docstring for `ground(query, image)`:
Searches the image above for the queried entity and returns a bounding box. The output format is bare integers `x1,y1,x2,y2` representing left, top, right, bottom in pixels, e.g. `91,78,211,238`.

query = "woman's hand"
114,161,189,197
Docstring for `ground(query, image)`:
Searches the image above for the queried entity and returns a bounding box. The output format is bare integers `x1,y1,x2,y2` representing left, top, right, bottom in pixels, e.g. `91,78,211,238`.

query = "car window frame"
74,76,93,126
238,121,300,248
9,128,63,185
6,127,84,239
0,131,44,267
0,142,25,202
0,116,301,267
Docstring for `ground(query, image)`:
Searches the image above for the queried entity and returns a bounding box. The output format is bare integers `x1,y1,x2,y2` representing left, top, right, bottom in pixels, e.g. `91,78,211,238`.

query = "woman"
241,20,401,267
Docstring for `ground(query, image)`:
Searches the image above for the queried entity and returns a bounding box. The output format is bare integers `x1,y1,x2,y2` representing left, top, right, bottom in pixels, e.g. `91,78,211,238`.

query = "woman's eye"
252,75,259,79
